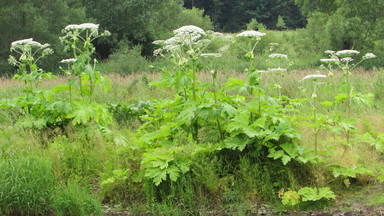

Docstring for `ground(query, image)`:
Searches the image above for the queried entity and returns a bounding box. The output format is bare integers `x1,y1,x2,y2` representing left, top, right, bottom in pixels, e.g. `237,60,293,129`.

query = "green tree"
184,0,306,32
82,0,184,56
296,0,384,50
0,0,86,75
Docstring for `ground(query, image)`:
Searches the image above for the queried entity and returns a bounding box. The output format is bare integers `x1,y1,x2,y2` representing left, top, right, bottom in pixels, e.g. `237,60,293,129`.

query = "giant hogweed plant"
57,23,112,125
1,23,112,130
133,27,307,186
320,50,376,145
2,39,58,129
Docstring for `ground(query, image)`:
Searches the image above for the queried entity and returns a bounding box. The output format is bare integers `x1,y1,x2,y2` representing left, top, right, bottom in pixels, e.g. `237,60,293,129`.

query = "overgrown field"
1,24,384,215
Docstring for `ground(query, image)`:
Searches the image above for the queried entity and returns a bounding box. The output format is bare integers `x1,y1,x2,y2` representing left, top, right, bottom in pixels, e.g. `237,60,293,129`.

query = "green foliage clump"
176,8,213,31
100,45,149,75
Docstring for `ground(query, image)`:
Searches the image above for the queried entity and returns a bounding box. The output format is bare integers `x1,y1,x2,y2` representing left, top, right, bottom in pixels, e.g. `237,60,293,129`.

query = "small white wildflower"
268,68,287,72
324,50,335,54
60,58,77,63
320,58,337,63
200,53,222,58
269,42,279,47
269,53,288,59
300,74,327,82
363,53,376,59
210,70,215,75
335,50,360,56
341,57,353,62
237,30,266,37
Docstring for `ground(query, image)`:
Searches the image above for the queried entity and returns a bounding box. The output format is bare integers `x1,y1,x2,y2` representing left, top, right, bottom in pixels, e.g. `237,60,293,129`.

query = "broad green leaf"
268,149,285,160
224,136,248,151
167,164,180,182
145,167,167,186
282,155,291,165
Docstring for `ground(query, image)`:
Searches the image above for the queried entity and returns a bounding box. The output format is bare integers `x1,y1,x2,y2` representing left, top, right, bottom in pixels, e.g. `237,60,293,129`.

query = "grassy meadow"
1,25,384,215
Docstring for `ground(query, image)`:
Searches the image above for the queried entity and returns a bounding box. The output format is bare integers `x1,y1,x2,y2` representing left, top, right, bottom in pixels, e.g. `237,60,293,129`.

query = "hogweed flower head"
320,58,337,63
60,58,77,63
237,30,266,38
341,57,353,62
324,50,335,54
268,68,287,72
65,23,99,31
335,50,360,56
363,53,376,59
200,53,222,58
300,74,327,82
10,38,44,50
173,25,205,42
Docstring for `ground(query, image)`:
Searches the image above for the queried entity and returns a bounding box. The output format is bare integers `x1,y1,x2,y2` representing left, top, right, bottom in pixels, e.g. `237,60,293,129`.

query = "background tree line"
1,0,384,75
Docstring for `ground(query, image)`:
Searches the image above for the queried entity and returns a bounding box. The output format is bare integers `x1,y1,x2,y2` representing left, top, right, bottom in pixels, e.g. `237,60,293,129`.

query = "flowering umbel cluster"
8,38,53,67
320,49,376,66
152,25,211,58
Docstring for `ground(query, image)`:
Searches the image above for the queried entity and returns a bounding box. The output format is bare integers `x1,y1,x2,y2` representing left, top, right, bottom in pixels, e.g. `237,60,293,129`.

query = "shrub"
99,45,149,75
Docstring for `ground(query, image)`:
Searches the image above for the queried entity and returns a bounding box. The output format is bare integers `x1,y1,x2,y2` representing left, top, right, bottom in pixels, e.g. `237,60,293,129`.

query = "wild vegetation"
1,1,384,215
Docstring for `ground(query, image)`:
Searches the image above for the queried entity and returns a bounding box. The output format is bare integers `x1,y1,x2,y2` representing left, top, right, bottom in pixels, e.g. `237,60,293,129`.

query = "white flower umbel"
173,25,206,42
320,58,337,63
60,58,77,63
300,74,327,82
200,53,222,58
11,38,33,47
237,30,266,38
11,38,43,49
268,68,287,72
341,57,353,62
64,23,99,31
324,50,335,54
79,23,99,30
363,53,376,59
335,50,360,56
269,53,288,59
